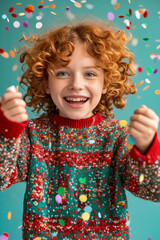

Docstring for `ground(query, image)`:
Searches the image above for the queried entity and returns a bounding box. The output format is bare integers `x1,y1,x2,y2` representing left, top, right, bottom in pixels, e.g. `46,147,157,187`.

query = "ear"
44,82,50,94
102,87,107,94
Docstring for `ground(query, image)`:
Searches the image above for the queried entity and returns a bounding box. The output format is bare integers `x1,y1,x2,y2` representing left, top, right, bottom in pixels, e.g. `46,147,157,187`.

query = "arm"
117,130,160,202
0,88,30,191
0,108,30,190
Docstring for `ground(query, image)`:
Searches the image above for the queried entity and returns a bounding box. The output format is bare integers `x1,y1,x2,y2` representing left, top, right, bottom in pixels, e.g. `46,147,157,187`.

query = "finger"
10,113,28,123
130,114,158,129
1,98,26,112
1,92,22,105
4,106,27,119
134,105,159,121
128,121,149,134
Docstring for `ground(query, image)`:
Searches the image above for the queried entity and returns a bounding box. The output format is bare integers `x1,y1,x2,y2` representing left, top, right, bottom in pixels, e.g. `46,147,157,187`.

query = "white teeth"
65,97,88,102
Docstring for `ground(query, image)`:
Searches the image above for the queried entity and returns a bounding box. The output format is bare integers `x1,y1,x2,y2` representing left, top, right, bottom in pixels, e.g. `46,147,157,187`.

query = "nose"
68,73,84,90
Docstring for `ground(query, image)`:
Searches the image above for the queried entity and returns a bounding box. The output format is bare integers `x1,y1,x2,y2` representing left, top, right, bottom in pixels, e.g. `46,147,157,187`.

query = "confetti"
153,69,158,74
119,120,127,127
66,7,70,10
155,90,160,95
50,11,56,15
107,12,114,21
55,194,62,204
85,4,94,9
138,67,143,72
74,2,82,8
36,22,43,29
84,206,92,213
142,85,149,91
2,14,7,19
33,238,41,240
147,67,153,74
23,20,28,28
143,10,148,18
12,64,18,71
135,10,141,19
79,194,87,202
13,20,20,28
11,13,17,18
143,38,149,41
59,219,65,226
0,233,9,240
50,4,56,9
141,23,147,29
137,80,144,86
114,3,120,9
131,38,138,46
8,211,11,220
145,78,150,84
139,173,144,183
82,212,90,220
0,48,4,53
1,51,9,58
58,187,65,195
111,0,117,5
9,7,14,13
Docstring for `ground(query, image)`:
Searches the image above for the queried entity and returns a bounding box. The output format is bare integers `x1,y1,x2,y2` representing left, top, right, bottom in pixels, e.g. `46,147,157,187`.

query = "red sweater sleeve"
130,132,160,165
0,107,28,138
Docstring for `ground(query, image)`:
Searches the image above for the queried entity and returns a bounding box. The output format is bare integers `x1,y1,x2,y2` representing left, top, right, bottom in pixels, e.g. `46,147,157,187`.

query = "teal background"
0,0,160,239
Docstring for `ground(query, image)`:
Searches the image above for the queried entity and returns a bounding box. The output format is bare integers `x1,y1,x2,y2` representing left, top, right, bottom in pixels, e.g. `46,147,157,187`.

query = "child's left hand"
128,105,159,154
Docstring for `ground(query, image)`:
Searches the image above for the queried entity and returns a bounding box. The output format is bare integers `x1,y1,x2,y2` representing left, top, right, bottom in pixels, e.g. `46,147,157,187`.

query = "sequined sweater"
0,109,160,240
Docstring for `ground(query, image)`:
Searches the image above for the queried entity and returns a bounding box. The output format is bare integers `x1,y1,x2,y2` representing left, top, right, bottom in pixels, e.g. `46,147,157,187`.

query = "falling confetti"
74,2,82,8
155,90,160,95
107,12,114,21
137,80,144,86
0,233,9,240
119,120,127,127
7,211,11,220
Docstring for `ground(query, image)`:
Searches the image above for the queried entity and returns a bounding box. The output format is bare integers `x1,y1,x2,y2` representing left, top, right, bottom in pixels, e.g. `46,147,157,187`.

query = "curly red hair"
18,19,137,118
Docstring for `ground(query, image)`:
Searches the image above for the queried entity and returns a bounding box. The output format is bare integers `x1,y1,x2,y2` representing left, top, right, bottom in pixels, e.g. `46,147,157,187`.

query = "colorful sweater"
0,109,160,240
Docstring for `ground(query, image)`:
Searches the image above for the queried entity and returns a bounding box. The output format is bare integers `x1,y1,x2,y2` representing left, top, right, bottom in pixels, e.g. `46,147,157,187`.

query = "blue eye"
56,71,68,77
85,72,96,77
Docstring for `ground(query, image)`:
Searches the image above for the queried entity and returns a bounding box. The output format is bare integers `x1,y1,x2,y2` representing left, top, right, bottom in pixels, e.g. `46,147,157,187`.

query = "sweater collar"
51,112,104,128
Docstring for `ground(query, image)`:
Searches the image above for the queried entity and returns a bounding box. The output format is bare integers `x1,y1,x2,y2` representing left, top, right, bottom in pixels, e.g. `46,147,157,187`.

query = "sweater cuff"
0,107,28,138
130,132,160,165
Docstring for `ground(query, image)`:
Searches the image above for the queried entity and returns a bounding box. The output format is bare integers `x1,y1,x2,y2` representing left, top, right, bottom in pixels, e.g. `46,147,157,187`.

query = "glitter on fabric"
0,111,160,240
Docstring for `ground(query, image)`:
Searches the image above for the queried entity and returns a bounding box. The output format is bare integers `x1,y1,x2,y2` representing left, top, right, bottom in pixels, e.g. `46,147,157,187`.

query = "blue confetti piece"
127,135,135,145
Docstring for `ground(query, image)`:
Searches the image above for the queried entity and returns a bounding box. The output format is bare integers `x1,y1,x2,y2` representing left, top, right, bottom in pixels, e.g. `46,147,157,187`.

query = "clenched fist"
0,87,28,123
128,105,159,154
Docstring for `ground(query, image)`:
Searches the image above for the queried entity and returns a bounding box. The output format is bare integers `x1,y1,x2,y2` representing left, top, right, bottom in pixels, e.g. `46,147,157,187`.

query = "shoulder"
99,114,128,137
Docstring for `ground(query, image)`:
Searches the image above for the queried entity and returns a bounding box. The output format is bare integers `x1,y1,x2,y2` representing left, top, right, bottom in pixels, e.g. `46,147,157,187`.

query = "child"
0,19,160,240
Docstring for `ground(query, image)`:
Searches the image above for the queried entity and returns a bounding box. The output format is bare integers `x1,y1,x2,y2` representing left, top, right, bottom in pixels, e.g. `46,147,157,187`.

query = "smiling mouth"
64,97,89,104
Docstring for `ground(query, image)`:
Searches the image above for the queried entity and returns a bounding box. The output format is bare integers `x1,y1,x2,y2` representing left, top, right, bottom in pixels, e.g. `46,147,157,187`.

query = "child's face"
46,43,107,119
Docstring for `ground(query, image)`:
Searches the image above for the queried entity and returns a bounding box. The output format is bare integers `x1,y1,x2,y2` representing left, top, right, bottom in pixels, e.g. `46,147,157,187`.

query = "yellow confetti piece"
139,173,144,183
82,212,90,221
19,12,25,16
10,50,15,58
137,80,144,86
119,120,128,127
79,194,87,202
74,2,82,8
33,238,41,240
8,211,11,220
16,85,19,92
12,64,18,71
128,0,131,3
155,89,160,95
126,142,133,150
51,11,56,15
142,85,149,91
1,51,9,58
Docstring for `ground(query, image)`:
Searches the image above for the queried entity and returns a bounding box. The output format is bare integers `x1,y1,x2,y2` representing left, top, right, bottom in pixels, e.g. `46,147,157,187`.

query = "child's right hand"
0,90,28,123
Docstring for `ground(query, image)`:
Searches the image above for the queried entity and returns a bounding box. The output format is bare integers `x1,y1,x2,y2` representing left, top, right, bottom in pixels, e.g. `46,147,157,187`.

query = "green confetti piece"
143,38,149,41
147,67,153,74
58,187,65,195
79,178,86,184
59,219,65,226
125,12,130,16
